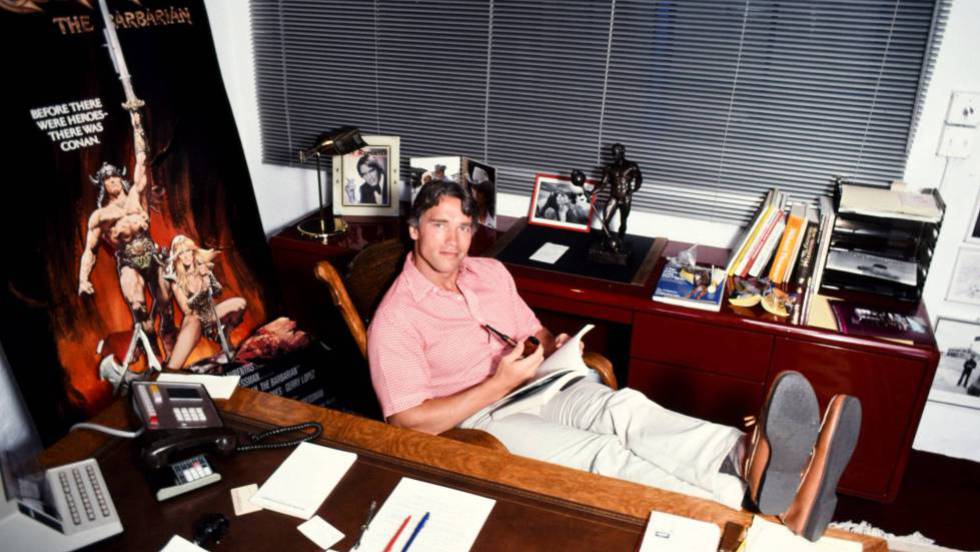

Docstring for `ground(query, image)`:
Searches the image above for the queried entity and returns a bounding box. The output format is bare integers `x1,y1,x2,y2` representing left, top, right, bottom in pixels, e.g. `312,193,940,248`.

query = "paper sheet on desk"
156,373,240,399
742,516,860,552
529,242,569,264
355,478,495,552
250,442,357,520
639,511,720,551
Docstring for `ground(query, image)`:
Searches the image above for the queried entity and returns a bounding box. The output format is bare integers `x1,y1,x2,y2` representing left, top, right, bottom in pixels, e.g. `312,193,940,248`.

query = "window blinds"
251,0,948,225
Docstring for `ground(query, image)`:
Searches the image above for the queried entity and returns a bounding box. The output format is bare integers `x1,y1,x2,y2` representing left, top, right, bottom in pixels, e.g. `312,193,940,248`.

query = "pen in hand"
482,323,540,356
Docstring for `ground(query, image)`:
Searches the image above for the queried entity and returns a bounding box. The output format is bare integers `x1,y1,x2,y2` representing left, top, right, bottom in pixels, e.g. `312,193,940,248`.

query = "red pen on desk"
482,323,539,356
382,515,412,552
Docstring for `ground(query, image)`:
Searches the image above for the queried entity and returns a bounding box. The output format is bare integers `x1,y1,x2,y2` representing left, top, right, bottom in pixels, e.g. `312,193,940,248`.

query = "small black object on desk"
193,512,230,547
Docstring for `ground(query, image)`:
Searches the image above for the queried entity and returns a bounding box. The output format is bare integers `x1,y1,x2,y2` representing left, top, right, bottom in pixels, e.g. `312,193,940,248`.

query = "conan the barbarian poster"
0,0,284,442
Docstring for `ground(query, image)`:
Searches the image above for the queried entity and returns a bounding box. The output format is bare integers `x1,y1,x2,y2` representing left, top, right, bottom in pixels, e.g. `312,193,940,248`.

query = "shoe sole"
754,371,821,515
794,395,862,542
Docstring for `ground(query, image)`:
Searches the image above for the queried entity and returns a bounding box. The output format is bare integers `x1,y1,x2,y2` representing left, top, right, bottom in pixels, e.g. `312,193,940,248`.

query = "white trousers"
461,381,746,508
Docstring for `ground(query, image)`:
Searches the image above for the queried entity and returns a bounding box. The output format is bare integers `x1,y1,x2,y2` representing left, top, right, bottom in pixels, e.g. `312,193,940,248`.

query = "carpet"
830,521,977,552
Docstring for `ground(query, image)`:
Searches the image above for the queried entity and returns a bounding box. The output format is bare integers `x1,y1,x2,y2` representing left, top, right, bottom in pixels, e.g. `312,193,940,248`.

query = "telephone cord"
235,421,323,452
70,422,145,439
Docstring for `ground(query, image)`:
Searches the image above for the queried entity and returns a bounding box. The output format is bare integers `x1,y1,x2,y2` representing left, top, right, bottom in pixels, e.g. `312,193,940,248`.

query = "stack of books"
725,188,832,323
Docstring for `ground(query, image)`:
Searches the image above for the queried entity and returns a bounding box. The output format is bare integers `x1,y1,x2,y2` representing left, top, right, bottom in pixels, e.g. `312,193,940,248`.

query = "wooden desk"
41,388,884,551
268,214,939,503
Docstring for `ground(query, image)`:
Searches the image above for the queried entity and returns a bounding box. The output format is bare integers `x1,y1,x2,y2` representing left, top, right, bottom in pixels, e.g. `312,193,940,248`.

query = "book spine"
769,213,805,283
803,196,837,324
737,206,778,277
784,218,809,283
749,215,786,278
727,190,775,276
790,223,820,290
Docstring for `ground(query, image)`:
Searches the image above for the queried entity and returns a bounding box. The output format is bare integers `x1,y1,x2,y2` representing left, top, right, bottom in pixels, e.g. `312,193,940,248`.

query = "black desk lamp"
296,126,367,240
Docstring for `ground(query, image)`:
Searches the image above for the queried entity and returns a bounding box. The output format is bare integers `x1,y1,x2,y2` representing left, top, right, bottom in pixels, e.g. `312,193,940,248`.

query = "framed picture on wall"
946,246,980,305
332,135,400,217
967,188,980,244
930,316,980,409
528,173,596,232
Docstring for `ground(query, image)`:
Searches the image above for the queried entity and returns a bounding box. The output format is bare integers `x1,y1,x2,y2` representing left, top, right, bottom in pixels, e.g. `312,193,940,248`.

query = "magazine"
652,261,726,312
830,303,928,342
488,324,595,420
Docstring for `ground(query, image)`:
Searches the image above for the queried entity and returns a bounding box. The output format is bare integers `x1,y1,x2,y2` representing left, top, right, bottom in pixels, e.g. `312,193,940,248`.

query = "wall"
901,0,980,461
204,2,980,457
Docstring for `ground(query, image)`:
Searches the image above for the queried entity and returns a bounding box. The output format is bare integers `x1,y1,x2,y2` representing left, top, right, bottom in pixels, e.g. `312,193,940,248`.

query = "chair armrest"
439,428,509,452
583,351,617,390
314,260,368,359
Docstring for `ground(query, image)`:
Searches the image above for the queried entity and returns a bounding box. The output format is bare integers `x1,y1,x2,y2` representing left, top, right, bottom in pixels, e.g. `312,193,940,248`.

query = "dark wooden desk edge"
42,388,885,551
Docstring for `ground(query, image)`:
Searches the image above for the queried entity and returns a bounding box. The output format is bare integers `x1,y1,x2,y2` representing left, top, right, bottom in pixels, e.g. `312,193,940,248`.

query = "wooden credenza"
269,215,939,503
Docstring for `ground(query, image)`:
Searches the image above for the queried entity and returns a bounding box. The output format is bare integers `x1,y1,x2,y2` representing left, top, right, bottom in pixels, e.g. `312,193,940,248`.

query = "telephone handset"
130,381,323,501
131,381,236,500
131,381,237,469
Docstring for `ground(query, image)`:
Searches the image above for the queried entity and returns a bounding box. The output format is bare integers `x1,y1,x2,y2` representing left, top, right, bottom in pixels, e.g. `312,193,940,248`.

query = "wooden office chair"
314,239,618,452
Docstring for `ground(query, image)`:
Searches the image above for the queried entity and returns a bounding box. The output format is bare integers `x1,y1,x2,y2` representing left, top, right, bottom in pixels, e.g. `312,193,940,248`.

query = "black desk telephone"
131,381,321,501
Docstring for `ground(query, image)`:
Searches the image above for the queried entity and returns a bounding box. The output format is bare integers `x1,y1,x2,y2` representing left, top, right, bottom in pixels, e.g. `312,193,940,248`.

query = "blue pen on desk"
400,511,430,552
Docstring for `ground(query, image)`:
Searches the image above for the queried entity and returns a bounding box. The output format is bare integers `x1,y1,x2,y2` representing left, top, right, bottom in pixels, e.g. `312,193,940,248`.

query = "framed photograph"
409,155,462,205
528,173,596,232
946,246,980,305
930,316,980,409
967,188,980,244
332,135,400,217
464,160,497,229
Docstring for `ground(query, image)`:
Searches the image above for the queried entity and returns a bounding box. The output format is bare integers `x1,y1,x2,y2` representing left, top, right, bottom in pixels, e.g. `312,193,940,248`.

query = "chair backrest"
345,239,409,323
314,238,408,360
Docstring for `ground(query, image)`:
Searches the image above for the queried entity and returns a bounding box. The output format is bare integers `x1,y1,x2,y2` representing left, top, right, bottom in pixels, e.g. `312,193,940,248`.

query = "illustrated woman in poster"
77,108,176,359
166,235,246,369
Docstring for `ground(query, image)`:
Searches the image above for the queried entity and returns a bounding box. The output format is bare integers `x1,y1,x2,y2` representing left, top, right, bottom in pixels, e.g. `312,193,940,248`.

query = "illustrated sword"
97,0,144,111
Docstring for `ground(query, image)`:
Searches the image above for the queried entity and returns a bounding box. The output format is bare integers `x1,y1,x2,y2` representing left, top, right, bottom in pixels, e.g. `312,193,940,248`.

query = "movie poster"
0,0,281,441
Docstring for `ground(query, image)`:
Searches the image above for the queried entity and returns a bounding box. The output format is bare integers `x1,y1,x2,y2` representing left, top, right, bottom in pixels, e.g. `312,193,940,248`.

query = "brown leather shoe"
781,394,862,541
744,371,820,515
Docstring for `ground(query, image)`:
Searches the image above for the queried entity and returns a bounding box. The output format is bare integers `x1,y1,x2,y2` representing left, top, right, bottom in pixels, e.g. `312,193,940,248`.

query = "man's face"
409,196,474,282
104,176,124,196
360,165,379,186
557,192,570,207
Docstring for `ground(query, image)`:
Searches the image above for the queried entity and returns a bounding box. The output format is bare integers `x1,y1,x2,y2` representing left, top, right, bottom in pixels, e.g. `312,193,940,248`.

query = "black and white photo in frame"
528,173,596,232
333,135,400,217
931,316,980,409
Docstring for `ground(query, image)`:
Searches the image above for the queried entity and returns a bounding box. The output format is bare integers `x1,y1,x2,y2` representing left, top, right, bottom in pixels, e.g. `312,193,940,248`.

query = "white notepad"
250,442,357,520
355,478,495,552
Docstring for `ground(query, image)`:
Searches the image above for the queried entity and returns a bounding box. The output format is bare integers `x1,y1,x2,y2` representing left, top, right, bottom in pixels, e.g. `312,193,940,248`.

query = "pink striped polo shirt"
367,253,542,418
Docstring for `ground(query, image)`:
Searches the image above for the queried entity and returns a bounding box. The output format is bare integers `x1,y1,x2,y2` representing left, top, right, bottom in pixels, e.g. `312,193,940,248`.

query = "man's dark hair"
408,180,477,227
357,154,383,176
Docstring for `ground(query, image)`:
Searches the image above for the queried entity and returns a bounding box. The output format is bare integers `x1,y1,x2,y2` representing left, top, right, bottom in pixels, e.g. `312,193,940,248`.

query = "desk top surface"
41,388,885,551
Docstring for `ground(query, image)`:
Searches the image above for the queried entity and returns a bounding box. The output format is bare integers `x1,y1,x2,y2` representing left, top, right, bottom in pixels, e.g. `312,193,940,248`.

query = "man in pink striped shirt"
367,181,859,539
